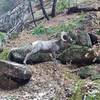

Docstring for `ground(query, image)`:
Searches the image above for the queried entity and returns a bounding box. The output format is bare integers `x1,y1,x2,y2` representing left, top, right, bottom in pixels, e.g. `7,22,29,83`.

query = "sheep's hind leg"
52,52,58,64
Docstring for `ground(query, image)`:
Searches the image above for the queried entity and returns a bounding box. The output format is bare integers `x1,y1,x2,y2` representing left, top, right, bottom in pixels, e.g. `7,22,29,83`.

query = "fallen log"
67,6,100,14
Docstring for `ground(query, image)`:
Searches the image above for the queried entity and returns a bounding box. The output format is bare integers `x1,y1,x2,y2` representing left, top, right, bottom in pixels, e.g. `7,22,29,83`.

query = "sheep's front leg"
23,52,32,64
23,49,38,64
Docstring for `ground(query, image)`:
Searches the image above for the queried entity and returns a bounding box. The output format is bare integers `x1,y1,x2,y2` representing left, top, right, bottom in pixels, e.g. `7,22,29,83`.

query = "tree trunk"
51,0,57,17
28,0,37,26
39,0,49,20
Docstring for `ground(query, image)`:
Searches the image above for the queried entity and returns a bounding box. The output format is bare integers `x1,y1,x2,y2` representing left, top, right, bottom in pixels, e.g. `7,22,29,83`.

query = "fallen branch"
67,6,100,14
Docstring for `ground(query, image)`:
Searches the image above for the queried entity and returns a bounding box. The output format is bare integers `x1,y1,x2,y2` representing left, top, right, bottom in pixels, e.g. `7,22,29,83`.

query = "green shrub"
0,49,9,60
57,0,69,13
32,25,46,35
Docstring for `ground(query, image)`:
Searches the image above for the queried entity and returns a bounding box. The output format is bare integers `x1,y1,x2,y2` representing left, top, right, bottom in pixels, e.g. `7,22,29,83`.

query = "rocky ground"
0,62,78,100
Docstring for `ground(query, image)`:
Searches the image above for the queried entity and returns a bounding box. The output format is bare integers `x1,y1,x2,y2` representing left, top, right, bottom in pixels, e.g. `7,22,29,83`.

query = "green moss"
58,45,89,63
0,49,10,60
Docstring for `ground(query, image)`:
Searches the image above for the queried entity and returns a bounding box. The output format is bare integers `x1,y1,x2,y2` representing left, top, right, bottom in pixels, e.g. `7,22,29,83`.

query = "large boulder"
57,45,100,65
0,60,32,90
74,32,92,47
8,44,52,64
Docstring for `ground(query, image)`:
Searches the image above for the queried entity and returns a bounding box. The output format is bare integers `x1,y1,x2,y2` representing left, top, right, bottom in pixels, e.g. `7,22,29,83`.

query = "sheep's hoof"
23,61,26,65
54,60,61,64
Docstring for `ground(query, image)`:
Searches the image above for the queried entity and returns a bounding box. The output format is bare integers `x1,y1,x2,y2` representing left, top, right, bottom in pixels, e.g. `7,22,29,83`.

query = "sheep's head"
61,31,73,43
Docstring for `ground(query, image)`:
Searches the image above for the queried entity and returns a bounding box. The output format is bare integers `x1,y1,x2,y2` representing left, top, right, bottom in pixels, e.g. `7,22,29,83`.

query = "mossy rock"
57,45,91,64
78,66,92,79
78,64,100,80
8,44,52,64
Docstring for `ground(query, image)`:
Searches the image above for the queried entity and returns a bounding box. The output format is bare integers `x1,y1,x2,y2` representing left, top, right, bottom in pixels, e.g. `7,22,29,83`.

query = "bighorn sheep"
23,31,73,64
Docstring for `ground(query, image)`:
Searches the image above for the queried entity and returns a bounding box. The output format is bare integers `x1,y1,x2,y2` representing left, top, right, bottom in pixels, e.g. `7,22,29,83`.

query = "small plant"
96,29,100,35
57,0,69,13
0,49,9,60
32,25,46,35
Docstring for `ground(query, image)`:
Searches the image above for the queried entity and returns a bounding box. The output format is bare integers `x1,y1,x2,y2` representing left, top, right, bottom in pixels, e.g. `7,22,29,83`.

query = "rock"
75,32,92,47
52,32,92,47
78,64,100,80
0,60,32,90
78,66,91,79
8,44,52,64
57,45,91,64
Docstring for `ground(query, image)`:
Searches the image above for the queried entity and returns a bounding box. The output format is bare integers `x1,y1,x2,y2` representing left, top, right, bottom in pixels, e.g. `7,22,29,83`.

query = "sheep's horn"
61,31,67,41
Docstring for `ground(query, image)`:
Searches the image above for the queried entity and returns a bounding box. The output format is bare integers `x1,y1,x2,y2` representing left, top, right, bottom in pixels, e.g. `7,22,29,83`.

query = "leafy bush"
0,49,9,60
32,25,46,35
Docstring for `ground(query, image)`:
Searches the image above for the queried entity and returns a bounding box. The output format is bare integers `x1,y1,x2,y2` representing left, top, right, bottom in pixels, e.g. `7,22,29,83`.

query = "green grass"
32,14,85,36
